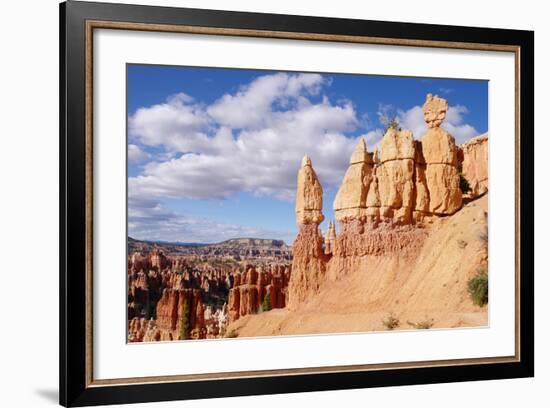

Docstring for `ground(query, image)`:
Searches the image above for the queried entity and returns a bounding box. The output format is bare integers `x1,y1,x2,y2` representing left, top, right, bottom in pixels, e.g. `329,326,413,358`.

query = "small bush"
459,174,471,194
407,318,434,329
382,314,400,330
468,269,488,307
457,239,468,249
261,293,272,312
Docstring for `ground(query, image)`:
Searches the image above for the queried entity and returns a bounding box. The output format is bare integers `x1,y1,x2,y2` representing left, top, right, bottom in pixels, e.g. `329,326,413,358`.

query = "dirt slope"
227,195,488,338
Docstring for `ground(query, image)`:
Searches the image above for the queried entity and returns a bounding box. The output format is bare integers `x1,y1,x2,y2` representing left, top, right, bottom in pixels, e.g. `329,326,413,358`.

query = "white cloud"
360,129,384,149
393,104,479,144
207,73,325,129
442,105,479,143
128,144,151,164
129,92,211,152
128,73,483,242
128,73,360,202
128,196,294,243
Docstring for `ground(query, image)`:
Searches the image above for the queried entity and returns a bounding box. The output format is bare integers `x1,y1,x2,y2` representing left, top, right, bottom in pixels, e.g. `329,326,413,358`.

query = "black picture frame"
60,1,534,406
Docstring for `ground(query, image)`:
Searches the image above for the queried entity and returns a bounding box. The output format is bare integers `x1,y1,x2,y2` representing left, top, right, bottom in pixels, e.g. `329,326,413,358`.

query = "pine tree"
261,293,272,312
459,174,471,194
179,299,190,340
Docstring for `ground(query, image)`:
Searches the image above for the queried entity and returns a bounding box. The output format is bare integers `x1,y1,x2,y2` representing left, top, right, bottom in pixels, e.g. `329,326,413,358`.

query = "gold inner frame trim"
84,19,521,388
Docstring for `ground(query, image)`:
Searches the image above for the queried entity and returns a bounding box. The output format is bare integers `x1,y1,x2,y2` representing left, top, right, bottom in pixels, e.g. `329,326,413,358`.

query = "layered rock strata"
155,288,206,340
227,264,290,322
421,94,462,215
288,156,328,309
376,128,416,224
333,138,373,222
291,94,479,293
127,242,291,340
460,133,488,198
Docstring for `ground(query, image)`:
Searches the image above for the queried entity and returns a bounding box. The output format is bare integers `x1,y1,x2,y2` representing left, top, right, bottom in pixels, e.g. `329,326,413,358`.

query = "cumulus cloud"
128,73,360,202
128,195,294,243
390,104,479,144
127,73,483,242
129,92,211,152
128,144,151,163
207,73,326,129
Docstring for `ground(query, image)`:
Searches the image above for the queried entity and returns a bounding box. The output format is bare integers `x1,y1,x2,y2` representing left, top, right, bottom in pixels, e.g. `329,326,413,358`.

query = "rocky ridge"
275,94,488,325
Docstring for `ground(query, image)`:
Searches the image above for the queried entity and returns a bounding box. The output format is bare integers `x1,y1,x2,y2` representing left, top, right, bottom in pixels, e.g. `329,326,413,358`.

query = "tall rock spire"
376,127,416,224
324,221,337,255
288,156,327,310
420,94,462,215
295,155,324,225
423,93,449,128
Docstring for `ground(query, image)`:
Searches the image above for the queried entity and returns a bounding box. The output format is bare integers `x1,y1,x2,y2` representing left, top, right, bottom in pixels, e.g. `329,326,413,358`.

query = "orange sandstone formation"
421,94,462,215
423,92,449,128
227,265,290,322
324,221,336,256
155,288,206,340
461,133,488,198
295,94,480,291
333,138,373,222
226,94,488,338
377,128,416,224
288,156,328,309
295,155,324,225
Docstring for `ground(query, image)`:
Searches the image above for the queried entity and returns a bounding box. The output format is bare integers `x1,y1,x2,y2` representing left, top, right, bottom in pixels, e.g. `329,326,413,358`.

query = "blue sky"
127,64,488,244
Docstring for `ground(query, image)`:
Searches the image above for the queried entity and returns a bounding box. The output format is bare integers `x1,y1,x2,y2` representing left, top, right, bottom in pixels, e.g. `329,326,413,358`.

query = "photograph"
53,1,535,405
126,65,489,342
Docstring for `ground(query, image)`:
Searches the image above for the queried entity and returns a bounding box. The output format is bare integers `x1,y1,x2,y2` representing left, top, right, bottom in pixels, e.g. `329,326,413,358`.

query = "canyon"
128,93,489,342
127,240,292,341
226,94,489,337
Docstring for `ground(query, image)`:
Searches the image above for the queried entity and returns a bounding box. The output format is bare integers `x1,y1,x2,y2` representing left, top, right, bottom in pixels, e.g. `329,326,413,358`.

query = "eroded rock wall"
461,134,488,198
288,94,485,308
227,265,290,322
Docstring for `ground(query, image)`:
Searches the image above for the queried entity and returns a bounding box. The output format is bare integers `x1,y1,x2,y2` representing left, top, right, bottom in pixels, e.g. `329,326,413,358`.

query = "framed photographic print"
59,0,534,406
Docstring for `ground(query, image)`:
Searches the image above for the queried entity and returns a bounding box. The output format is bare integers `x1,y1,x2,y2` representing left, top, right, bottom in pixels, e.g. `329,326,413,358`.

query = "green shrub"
459,174,471,194
382,314,400,330
468,269,488,307
178,299,191,340
261,293,272,312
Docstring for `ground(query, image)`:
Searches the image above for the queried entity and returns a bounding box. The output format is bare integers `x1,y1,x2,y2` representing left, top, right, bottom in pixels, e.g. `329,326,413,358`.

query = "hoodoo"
214,93,490,340
288,156,328,309
291,94,478,295
324,221,336,256
421,94,463,215
333,137,373,222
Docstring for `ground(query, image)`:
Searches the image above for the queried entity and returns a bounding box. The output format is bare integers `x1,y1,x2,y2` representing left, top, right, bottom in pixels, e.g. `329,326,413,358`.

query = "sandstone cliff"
226,194,488,337
227,94,489,337
227,264,289,322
